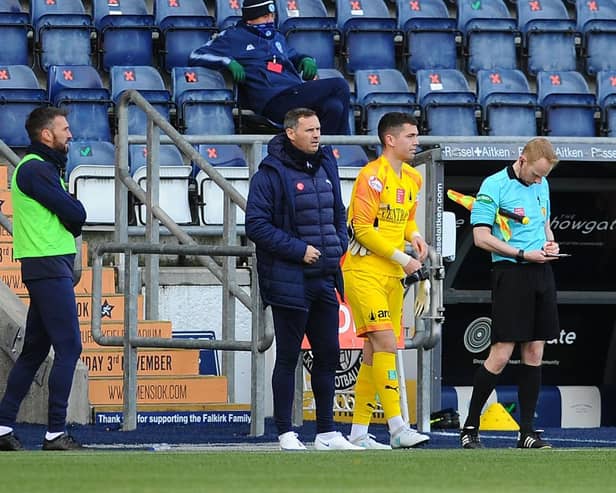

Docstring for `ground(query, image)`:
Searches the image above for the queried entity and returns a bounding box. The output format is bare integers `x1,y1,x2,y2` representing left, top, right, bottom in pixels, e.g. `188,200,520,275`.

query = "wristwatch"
516,249,525,263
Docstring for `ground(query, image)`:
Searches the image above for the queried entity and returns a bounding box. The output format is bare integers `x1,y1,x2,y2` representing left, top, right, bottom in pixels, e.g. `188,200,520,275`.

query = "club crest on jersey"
368,175,383,192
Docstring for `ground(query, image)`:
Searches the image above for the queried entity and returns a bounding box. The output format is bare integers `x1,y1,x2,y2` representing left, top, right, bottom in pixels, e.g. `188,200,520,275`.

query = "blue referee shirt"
471,166,551,263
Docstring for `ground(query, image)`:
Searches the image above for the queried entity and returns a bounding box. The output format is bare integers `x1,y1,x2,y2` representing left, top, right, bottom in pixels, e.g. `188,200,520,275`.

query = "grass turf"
0,449,614,493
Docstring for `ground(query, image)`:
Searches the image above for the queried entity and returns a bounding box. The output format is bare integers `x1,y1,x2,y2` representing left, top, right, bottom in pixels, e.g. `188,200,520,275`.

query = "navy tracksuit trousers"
0,276,81,432
262,77,351,135
271,275,340,435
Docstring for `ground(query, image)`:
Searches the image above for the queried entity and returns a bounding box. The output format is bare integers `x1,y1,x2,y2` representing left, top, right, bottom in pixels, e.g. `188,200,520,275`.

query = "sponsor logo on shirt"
368,175,383,192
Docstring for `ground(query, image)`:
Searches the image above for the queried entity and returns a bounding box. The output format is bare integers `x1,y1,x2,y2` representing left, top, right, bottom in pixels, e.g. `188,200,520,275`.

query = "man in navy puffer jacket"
188,0,350,135
246,108,361,451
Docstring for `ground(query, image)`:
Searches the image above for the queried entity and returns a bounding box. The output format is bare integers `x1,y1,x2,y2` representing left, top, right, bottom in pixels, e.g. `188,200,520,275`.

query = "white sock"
349,424,369,442
315,431,339,441
0,425,13,436
387,416,405,434
45,431,64,441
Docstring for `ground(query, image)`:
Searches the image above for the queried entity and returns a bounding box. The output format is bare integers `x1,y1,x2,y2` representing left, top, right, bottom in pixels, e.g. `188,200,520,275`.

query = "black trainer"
0,432,24,451
460,426,483,449
517,430,552,449
42,433,83,451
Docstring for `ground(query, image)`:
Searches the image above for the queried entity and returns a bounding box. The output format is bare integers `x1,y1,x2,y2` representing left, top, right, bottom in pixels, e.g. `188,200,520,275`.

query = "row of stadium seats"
65,140,368,225
3,0,616,76
3,62,616,148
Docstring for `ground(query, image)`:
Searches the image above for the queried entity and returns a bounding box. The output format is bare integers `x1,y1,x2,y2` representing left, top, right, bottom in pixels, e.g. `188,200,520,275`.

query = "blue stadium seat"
536,70,597,136
416,68,479,136
195,144,249,225
30,0,93,71
128,144,194,225
66,141,116,223
92,0,155,71
575,0,616,76
457,0,518,74
396,0,457,75
595,70,616,136
0,65,47,147
331,144,368,167
196,143,247,168
214,0,242,30
0,0,30,65
171,66,235,135
110,66,172,136
476,69,537,136
154,0,217,72
316,67,356,134
275,0,338,69
335,0,398,74
516,0,578,75
354,68,418,135
48,65,112,142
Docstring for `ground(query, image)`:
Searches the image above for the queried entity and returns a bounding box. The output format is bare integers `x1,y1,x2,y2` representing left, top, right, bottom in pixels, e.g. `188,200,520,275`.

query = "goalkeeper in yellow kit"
343,112,430,449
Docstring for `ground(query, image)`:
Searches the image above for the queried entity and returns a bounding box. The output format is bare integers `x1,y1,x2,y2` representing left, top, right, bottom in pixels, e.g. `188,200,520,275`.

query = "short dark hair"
377,112,418,146
25,106,68,142
283,107,317,130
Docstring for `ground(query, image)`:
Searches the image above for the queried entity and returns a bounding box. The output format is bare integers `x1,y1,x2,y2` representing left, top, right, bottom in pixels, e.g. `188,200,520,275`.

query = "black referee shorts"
490,261,560,343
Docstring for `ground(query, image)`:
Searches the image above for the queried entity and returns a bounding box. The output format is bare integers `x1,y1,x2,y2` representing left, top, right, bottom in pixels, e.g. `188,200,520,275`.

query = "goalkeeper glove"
414,279,431,318
227,60,246,83
298,57,317,80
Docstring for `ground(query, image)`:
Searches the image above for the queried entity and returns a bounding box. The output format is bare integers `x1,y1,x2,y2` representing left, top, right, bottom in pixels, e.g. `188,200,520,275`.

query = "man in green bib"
0,107,86,451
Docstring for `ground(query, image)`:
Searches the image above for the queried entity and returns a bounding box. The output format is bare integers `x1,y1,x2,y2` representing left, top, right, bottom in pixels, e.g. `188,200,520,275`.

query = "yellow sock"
352,363,377,426
372,351,401,420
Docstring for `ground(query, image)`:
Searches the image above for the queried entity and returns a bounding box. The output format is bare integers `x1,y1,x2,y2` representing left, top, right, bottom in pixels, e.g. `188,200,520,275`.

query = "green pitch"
0,449,614,493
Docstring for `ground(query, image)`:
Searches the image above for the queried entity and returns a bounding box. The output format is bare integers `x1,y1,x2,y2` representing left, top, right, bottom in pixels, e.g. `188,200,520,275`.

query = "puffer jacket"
245,134,347,310
189,21,308,114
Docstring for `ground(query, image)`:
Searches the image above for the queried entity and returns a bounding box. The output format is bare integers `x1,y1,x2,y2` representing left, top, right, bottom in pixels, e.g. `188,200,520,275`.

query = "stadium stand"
30,0,94,72
316,67,357,134
153,0,217,72
0,0,31,66
214,0,242,30
395,0,458,75
110,65,172,136
171,66,236,135
47,64,113,142
195,145,249,225
195,143,248,169
575,0,616,76
516,0,578,76
536,70,598,136
334,0,398,74
595,70,616,136
0,65,47,147
92,0,155,71
415,68,479,135
331,144,369,168
456,0,518,75
476,68,538,136
66,140,116,224
354,68,418,136
128,144,193,225
274,0,338,69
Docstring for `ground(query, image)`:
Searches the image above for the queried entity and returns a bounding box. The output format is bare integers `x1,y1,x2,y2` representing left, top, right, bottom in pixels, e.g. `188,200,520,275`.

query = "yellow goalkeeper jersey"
343,155,422,278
